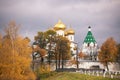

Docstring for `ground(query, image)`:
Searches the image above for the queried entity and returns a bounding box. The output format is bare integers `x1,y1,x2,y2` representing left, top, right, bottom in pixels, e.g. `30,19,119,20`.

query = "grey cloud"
0,0,120,46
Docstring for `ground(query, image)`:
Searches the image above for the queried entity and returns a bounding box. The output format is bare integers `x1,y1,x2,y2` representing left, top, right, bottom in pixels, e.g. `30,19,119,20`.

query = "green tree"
0,21,36,80
98,37,118,71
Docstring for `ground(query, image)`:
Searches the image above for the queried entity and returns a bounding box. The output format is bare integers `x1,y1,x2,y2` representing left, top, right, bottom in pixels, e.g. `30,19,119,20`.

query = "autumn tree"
34,32,46,49
44,29,56,65
32,44,47,62
117,44,120,61
0,21,36,80
78,51,86,59
57,36,71,69
0,34,2,48
32,44,47,80
33,30,56,64
34,29,56,49
98,37,118,71
33,29,71,70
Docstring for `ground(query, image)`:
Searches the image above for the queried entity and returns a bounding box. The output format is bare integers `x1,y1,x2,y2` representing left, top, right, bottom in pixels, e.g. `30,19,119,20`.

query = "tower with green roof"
84,26,96,44
81,26,98,60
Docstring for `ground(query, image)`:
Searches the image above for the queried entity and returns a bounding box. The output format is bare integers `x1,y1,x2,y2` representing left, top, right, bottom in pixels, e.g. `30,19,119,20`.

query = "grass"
40,71,120,80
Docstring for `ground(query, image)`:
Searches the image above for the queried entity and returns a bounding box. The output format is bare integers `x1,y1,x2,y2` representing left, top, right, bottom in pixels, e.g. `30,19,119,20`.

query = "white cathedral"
52,20,76,58
52,20,99,60
33,20,120,71
51,21,120,71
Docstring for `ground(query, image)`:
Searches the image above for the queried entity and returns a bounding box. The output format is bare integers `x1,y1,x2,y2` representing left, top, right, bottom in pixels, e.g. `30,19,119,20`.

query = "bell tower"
81,26,98,60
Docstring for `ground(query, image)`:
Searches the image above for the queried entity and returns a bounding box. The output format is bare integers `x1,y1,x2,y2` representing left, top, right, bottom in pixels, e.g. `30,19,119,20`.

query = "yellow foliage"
98,37,118,70
98,37,118,62
0,21,36,80
33,46,47,57
71,60,77,65
78,52,86,58
36,64,51,74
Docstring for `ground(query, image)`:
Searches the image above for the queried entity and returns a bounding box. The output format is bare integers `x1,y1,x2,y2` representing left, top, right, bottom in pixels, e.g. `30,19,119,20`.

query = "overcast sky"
0,0,120,46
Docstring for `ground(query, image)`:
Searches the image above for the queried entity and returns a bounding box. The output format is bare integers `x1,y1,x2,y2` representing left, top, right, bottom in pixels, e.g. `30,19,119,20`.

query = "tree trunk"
58,53,61,69
49,51,50,65
55,53,57,70
106,62,109,71
62,53,64,69
32,53,35,71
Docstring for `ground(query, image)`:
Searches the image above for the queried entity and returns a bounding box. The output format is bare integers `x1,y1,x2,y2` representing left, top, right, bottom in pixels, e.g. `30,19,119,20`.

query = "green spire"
83,26,96,43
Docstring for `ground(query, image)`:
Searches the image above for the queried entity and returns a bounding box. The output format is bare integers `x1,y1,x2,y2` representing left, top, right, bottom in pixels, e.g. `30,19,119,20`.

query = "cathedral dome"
66,28,75,35
54,20,66,30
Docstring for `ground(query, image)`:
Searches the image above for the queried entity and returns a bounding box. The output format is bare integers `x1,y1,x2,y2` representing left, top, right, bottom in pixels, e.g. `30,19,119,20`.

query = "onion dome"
66,28,75,35
54,20,66,30
64,31,68,36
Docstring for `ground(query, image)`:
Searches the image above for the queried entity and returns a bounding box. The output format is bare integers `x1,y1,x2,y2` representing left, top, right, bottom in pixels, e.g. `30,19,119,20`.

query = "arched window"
71,36,72,41
88,43,90,47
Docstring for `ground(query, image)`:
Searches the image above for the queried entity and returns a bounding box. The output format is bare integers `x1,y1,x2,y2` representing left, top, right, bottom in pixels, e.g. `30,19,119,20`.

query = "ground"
40,72,119,80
